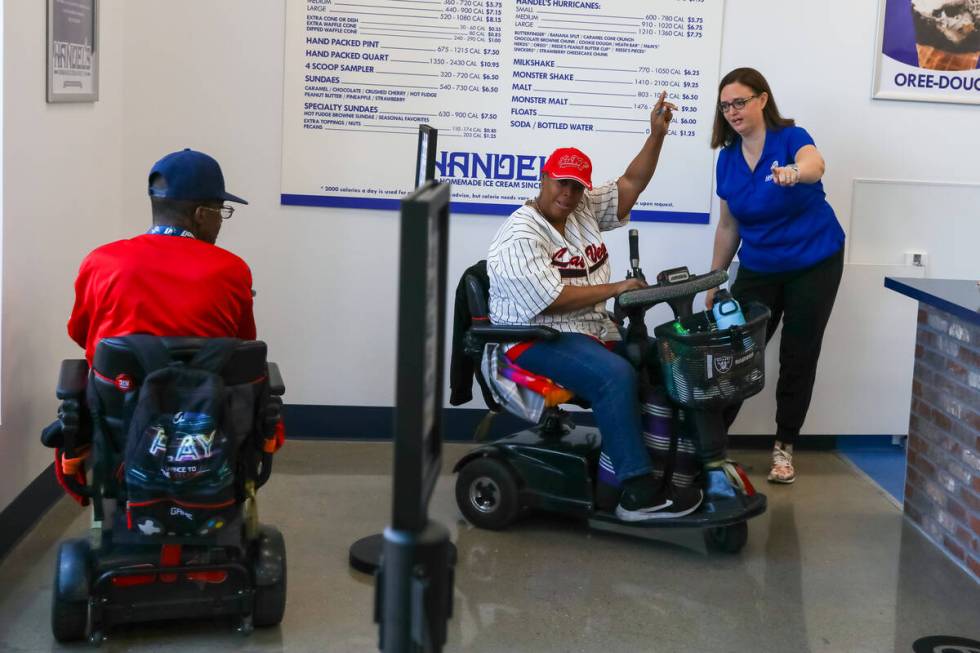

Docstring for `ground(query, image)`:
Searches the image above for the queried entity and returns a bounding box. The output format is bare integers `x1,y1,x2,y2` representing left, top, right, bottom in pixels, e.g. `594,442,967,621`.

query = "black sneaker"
595,480,622,513
615,478,703,522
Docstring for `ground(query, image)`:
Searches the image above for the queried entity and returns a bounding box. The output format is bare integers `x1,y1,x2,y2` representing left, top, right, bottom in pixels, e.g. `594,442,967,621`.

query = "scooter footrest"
588,492,766,531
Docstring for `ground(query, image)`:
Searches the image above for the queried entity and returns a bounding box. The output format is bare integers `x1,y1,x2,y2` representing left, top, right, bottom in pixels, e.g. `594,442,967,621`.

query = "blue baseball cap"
147,148,248,204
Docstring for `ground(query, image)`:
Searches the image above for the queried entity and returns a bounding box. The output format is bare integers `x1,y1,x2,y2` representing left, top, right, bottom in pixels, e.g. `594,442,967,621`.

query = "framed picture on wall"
47,0,99,103
873,0,980,104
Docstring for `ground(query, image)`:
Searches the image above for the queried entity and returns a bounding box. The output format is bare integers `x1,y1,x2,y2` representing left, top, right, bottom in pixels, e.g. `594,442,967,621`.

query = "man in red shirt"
69,149,256,362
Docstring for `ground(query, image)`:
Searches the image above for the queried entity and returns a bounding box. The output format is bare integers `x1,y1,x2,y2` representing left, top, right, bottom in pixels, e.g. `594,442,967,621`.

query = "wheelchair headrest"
93,337,268,386
464,268,490,319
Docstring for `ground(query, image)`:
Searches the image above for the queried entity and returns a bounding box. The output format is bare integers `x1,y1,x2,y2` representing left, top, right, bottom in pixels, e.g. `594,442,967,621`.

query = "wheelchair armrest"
56,360,89,400
45,360,92,452
267,362,285,396
468,324,560,343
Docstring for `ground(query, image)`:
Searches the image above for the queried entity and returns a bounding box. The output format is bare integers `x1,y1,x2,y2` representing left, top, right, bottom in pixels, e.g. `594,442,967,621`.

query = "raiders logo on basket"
712,354,734,374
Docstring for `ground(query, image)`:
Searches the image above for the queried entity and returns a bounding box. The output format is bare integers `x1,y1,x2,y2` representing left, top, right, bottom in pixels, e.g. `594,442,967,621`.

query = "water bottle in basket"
712,289,760,373
711,289,745,330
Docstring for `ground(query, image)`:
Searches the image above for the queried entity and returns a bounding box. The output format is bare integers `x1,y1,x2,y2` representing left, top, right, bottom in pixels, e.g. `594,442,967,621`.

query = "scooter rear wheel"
703,521,748,554
456,457,520,531
253,527,287,628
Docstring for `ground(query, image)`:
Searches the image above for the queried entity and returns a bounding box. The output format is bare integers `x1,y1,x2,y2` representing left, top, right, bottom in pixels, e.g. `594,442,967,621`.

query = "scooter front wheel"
703,521,748,554
456,457,520,531
52,539,91,642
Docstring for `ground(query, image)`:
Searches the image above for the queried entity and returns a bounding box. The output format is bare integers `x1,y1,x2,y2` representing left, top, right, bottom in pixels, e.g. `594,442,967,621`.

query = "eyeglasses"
201,205,235,220
718,95,757,113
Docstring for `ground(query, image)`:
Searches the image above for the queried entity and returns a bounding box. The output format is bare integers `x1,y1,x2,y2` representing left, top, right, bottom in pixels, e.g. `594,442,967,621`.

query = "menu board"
282,0,724,223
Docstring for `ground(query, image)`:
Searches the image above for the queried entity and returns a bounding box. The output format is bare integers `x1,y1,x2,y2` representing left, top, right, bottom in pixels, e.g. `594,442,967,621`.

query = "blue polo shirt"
716,126,844,273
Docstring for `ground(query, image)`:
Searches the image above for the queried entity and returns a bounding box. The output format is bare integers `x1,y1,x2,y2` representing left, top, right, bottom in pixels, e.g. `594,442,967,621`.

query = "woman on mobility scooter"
484,92,704,521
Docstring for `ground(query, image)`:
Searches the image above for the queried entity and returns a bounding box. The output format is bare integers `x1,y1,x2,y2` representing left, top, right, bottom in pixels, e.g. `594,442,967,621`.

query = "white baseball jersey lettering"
487,181,627,341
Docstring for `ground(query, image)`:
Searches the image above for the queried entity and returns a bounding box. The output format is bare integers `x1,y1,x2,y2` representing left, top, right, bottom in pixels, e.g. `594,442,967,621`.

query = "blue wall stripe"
282,404,569,443
281,194,401,210
630,210,710,224
280,194,709,224
282,404,845,449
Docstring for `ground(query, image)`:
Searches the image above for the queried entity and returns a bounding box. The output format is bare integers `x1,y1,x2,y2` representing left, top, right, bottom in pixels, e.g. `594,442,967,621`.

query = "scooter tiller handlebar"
616,268,729,313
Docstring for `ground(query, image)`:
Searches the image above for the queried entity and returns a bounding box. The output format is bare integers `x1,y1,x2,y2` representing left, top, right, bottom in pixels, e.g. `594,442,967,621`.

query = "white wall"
1,0,127,512
6,0,979,512
848,179,980,279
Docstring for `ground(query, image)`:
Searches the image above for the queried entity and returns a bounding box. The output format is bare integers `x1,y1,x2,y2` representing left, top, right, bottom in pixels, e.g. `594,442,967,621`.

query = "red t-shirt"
68,234,257,363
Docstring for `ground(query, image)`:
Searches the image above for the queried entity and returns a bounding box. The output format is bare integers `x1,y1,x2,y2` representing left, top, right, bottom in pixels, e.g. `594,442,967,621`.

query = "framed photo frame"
873,0,980,105
47,0,99,103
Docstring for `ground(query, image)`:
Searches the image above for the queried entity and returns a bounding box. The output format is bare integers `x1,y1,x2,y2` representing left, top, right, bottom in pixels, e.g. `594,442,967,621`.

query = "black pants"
726,248,844,445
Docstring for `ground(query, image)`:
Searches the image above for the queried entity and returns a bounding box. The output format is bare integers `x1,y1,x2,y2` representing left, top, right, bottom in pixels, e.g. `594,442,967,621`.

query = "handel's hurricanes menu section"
281,0,724,223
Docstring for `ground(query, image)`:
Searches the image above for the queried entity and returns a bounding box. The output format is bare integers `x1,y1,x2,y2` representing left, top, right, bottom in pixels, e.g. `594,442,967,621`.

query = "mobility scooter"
453,232,770,552
41,336,287,643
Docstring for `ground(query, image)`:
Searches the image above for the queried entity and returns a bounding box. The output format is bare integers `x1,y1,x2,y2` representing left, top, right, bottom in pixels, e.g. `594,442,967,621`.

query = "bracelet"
788,163,800,181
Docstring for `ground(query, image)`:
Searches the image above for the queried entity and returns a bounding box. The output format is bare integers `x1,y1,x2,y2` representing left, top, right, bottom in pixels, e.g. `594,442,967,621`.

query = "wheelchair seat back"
84,336,278,541
90,337,268,452
463,270,490,321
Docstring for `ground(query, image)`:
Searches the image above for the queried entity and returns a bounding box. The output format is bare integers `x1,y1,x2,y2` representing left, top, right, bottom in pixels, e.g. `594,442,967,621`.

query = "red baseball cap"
541,147,593,190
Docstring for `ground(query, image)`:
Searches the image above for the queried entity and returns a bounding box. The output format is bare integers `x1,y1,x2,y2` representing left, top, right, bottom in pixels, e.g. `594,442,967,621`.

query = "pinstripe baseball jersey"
487,180,627,341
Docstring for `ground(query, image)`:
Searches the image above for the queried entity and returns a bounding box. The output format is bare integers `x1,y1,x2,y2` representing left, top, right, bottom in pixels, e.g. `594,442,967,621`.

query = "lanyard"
146,225,195,239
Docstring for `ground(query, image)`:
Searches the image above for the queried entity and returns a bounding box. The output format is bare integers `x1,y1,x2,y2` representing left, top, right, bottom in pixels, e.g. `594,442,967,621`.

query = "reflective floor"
0,441,977,652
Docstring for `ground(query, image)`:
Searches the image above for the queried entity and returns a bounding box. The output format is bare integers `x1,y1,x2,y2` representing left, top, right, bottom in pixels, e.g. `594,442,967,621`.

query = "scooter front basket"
653,302,770,410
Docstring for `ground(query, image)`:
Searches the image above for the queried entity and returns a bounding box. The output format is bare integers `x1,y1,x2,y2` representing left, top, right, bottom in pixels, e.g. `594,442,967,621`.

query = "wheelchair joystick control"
626,228,644,281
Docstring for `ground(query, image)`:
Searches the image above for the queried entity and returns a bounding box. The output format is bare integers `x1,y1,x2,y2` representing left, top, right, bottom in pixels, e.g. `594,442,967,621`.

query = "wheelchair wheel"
52,539,90,642
703,522,748,554
253,527,287,627
456,457,520,531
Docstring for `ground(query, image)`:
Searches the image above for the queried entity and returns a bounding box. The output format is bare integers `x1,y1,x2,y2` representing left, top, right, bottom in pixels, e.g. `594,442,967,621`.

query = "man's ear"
191,206,205,228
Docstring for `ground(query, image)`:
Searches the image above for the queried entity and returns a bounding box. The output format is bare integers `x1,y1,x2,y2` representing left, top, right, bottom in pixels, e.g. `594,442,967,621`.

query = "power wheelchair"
453,247,770,552
41,336,286,644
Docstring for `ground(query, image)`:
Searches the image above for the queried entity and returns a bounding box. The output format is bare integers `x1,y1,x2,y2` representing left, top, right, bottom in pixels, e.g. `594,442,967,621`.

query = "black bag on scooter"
121,337,244,538
596,383,701,511
642,385,699,488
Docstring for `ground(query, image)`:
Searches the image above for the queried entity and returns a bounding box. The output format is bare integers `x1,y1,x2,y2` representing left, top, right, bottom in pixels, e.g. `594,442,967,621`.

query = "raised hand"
650,91,677,139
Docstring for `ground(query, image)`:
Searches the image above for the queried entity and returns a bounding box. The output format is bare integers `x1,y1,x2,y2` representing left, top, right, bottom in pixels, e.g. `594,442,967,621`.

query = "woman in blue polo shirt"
707,67,845,485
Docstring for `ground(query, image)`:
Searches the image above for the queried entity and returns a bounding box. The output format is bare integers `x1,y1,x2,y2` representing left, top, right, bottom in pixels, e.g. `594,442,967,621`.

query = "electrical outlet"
904,251,927,268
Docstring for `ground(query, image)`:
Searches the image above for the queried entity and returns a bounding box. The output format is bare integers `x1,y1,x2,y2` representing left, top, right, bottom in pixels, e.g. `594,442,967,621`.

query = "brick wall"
904,304,980,581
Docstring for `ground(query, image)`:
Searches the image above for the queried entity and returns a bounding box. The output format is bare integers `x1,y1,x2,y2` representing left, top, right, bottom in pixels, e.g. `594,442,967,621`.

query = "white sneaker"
768,444,796,484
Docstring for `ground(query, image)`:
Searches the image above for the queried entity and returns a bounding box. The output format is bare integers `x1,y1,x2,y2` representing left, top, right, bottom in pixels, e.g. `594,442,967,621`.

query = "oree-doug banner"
875,0,980,104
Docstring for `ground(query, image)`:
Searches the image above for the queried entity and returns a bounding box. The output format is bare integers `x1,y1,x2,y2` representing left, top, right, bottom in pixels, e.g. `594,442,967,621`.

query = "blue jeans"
513,333,652,481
